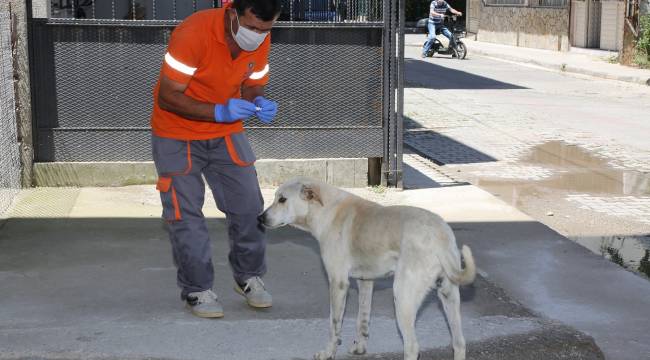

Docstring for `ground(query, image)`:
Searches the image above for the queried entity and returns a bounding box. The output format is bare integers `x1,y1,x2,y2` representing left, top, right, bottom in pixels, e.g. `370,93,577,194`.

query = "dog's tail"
440,245,476,286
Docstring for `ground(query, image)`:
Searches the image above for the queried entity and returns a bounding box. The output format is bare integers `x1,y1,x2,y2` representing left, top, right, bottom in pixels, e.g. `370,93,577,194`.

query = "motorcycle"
416,16,467,60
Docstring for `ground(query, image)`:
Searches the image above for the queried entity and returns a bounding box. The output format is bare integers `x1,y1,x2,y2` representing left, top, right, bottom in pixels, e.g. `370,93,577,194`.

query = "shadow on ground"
405,59,528,90
405,131,497,165
403,115,496,165
403,162,444,189
0,218,604,359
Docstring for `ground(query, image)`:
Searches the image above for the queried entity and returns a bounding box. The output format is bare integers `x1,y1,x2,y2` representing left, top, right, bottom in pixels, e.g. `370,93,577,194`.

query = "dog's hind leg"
315,277,349,360
349,279,374,355
437,278,466,360
394,268,433,360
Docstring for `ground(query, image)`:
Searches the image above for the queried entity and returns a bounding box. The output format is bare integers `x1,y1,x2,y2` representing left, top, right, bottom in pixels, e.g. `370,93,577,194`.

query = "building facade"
467,0,626,51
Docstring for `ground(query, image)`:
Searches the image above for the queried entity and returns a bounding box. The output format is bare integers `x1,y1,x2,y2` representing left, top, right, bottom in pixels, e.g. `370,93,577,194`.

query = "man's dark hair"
232,0,282,21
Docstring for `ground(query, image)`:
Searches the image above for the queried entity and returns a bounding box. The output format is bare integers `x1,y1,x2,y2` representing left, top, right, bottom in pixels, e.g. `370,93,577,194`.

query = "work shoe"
185,289,224,318
235,276,272,308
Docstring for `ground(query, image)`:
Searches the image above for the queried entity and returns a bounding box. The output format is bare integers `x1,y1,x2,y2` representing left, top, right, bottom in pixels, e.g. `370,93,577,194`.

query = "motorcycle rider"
422,0,463,57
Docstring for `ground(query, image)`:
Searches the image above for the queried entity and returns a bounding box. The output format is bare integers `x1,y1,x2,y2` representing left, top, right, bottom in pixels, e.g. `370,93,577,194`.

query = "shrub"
635,14,650,67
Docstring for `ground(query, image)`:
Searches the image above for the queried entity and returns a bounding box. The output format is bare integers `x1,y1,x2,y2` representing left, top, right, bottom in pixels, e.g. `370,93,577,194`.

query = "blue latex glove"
254,96,278,124
214,99,257,123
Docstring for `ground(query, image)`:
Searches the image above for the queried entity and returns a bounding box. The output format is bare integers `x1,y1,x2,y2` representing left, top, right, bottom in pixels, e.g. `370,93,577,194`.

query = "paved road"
0,186,604,360
403,46,650,274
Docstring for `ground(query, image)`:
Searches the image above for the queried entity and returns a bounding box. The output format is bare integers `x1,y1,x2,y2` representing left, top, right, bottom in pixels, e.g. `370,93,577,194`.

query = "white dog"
260,177,476,360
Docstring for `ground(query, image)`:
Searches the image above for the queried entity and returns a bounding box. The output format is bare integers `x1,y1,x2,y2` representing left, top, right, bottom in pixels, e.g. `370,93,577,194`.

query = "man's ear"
300,184,323,206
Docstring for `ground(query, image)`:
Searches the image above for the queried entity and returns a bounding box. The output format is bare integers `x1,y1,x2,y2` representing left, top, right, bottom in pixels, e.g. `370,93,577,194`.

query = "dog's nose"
257,212,266,224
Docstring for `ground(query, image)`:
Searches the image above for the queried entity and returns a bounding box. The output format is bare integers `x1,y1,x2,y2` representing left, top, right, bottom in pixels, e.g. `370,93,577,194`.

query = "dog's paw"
313,350,334,360
348,340,367,355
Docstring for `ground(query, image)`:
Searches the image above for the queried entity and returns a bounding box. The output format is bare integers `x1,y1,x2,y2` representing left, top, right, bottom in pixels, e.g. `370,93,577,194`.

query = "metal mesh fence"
0,7,21,215
36,128,383,161
49,0,383,23
35,0,401,184
49,31,382,129
32,24,384,161
281,0,383,22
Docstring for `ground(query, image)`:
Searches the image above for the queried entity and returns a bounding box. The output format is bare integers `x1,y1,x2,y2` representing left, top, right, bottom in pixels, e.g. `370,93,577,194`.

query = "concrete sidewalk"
405,34,650,86
0,157,648,359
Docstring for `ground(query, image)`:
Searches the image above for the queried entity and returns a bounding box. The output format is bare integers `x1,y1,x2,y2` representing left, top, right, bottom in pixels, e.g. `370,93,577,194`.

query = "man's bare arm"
449,6,463,16
157,75,215,122
241,85,265,102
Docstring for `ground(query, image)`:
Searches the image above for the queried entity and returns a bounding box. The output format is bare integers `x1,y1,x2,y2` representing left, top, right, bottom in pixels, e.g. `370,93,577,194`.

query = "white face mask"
230,12,268,52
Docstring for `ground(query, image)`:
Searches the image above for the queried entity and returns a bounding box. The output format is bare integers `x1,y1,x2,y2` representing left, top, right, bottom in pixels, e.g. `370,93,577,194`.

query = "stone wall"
477,3,570,51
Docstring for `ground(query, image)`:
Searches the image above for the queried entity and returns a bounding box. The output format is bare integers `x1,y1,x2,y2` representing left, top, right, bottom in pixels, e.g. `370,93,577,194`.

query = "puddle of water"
524,141,650,196
527,141,610,168
465,141,650,208
568,235,650,278
454,141,650,278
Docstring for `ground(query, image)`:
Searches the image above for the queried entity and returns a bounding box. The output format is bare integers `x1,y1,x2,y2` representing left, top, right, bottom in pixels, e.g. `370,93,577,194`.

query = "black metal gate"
27,0,403,185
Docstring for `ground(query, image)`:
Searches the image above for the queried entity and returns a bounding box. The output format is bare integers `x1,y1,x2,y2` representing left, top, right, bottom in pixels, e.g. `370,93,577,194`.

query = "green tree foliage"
636,15,650,57
634,15,650,67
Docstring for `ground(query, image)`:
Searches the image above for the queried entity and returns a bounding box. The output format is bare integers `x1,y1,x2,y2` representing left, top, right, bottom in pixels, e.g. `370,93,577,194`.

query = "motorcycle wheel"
455,41,467,60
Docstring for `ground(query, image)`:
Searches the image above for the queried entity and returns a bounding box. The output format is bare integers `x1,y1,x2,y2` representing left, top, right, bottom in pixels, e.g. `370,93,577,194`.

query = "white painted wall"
599,0,624,51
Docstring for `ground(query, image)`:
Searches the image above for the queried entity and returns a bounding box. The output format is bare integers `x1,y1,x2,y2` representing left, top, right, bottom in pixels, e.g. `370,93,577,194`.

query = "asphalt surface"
0,214,603,360
401,49,650,359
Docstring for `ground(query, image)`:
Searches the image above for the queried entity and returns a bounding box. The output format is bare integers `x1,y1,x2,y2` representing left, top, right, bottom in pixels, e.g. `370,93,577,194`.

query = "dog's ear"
300,184,323,206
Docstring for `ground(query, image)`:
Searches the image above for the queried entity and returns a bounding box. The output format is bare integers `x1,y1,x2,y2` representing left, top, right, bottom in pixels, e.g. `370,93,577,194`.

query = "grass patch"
633,53,650,69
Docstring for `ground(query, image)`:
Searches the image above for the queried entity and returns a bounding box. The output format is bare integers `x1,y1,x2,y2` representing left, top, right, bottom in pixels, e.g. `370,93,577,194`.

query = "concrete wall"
476,3,570,51
0,2,22,214
10,0,33,187
33,159,370,188
599,0,625,51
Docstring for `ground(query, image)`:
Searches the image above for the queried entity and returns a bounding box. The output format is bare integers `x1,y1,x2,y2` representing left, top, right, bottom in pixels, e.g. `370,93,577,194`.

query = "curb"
406,43,650,86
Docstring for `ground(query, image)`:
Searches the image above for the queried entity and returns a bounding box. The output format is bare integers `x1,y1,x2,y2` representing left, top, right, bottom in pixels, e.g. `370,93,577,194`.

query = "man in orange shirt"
151,0,281,318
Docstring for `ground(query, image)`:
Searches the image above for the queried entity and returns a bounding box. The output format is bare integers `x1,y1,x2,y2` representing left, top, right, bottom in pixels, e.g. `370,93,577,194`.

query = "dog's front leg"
349,279,373,355
315,277,349,360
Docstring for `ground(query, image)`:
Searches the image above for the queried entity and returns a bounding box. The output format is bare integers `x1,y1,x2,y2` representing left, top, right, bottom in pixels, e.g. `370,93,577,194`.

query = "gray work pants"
152,132,265,299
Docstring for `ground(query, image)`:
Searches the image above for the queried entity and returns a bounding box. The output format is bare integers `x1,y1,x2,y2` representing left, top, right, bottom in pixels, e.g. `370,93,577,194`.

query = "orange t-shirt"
151,6,271,140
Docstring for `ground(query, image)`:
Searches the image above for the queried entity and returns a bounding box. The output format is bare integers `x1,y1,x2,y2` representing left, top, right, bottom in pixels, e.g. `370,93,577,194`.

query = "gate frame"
26,0,404,187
